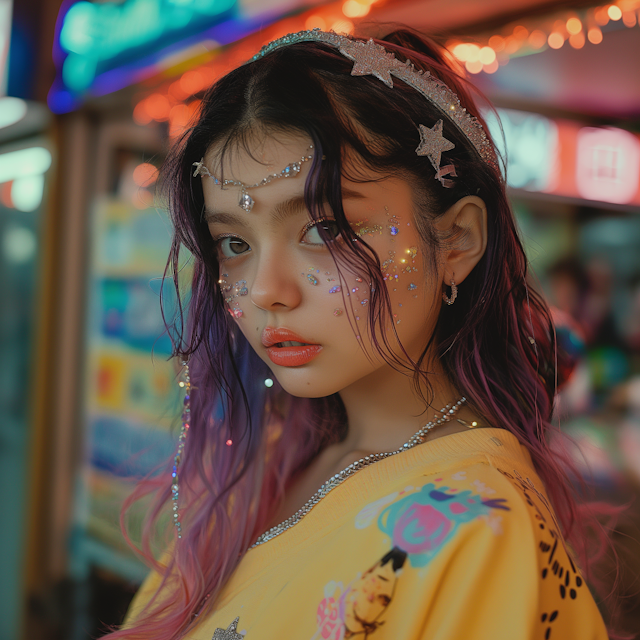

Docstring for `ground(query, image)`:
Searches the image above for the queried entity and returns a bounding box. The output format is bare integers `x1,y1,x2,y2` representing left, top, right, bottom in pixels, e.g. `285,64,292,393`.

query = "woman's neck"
336,357,464,456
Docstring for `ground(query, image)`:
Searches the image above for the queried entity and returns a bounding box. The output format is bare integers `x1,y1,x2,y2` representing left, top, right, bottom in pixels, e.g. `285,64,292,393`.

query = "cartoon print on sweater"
358,482,511,568
497,469,587,639
312,547,407,640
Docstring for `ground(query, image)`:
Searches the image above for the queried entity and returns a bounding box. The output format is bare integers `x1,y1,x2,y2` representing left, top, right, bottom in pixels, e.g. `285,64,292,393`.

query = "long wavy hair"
106,29,616,640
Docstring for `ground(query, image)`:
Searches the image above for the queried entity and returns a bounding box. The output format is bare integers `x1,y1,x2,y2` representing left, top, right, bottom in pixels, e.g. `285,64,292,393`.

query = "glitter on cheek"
333,308,343,317
307,274,319,285
329,286,341,294
390,226,399,236
361,299,369,306
408,283,418,291
352,287,359,293
355,277,363,283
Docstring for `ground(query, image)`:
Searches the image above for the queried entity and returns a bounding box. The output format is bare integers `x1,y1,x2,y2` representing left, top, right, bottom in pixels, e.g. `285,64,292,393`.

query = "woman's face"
201,133,444,398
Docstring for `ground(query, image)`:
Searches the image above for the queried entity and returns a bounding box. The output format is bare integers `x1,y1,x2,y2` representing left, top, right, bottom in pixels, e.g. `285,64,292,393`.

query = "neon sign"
484,108,559,192
50,0,237,112
575,127,640,205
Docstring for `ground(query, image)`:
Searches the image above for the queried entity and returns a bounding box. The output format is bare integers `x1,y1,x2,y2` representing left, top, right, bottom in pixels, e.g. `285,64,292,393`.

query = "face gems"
408,283,418,291
334,308,343,316
223,279,248,318
329,286,341,293
193,145,315,212
354,221,384,237
385,206,401,238
307,274,319,285
361,299,369,306
382,250,398,281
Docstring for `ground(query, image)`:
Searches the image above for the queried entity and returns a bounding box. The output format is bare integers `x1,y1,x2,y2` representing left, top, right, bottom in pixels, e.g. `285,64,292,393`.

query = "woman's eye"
301,219,341,245
217,236,251,259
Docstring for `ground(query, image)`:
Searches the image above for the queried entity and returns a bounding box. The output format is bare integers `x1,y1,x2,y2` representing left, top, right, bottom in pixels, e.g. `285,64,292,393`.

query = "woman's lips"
262,327,322,367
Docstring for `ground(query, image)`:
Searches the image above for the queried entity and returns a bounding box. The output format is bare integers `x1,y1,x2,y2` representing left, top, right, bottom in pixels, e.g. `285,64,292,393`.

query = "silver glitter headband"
251,29,499,184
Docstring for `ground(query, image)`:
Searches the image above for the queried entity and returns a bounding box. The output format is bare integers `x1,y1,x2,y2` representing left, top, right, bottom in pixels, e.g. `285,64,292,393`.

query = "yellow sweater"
127,428,608,640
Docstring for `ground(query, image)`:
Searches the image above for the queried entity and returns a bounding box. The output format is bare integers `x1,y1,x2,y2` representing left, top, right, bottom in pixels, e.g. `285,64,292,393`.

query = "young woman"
113,28,611,640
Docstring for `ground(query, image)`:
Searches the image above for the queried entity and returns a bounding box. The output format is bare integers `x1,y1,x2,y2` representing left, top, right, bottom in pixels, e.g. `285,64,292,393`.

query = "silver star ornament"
416,119,455,171
340,38,396,87
212,617,245,640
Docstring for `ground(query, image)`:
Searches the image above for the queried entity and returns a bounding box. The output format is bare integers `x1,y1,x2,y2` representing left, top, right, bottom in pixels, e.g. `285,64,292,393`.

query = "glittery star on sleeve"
415,119,455,171
212,617,245,640
340,38,398,87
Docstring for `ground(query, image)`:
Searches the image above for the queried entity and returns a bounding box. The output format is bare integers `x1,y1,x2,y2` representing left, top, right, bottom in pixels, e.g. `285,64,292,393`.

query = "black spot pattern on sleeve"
497,469,586,639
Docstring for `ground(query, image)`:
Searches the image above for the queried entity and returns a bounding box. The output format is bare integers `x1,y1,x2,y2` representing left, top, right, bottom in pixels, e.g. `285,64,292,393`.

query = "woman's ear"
433,196,487,286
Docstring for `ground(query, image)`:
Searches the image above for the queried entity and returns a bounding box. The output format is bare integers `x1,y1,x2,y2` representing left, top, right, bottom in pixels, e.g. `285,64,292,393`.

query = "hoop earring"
172,359,191,539
442,279,458,305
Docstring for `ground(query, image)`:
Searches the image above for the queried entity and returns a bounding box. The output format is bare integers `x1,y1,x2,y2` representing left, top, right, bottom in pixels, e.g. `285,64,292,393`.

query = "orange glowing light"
566,17,582,34
146,94,171,121
548,32,565,49
483,59,499,74
588,27,603,43
594,7,610,25
465,59,483,74
342,0,369,18
133,101,152,125
331,19,354,34
180,70,205,96
513,25,529,39
305,14,327,30
569,32,586,48
622,11,637,26
132,163,158,187
169,105,190,138
528,30,547,49
504,36,521,54
0,181,13,208
607,5,622,20
478,46,496,65
488,35,505,51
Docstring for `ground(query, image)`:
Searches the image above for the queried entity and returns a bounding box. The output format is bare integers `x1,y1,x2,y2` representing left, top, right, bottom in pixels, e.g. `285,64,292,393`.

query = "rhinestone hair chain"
193,145,314,212
172,360,191,538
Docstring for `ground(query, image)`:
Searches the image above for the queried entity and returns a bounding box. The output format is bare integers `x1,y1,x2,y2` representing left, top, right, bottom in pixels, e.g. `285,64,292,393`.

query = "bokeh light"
588,27,604,44
548,32,565,49
608,5,623,20
132,163,158,188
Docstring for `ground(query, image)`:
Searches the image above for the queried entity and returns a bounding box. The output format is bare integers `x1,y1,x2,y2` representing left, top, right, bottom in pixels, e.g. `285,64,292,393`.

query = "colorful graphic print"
376,483,509,568
313,548,407,640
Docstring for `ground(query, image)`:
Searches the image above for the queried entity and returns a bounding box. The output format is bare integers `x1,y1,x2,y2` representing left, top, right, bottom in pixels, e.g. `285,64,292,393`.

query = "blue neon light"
49,0,239,112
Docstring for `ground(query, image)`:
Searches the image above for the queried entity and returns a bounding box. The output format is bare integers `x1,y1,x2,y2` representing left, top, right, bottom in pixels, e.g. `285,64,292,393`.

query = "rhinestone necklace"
251,396,466,548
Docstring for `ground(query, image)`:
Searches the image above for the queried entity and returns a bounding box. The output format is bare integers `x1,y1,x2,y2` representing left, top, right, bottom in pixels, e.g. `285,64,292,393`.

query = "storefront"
22,0,640,637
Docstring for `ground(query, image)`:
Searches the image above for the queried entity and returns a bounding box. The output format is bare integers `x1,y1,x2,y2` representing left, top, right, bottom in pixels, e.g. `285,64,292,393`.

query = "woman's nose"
250,248,302,312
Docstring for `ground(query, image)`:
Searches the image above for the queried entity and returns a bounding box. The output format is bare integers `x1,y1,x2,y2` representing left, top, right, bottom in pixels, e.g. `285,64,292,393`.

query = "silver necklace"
192,145,315,212
251,396,466,548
